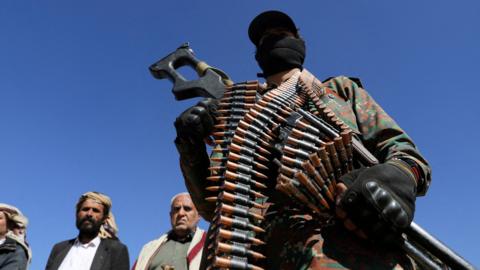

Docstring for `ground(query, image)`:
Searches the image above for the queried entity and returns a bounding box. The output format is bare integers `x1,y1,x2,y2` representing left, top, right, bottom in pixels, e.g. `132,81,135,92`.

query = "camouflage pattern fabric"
262,207,415,270
315,75,430,195
179,71,431,269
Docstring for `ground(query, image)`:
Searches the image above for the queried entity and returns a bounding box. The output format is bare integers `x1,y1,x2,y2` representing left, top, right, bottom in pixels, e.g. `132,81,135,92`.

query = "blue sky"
1,1,479,269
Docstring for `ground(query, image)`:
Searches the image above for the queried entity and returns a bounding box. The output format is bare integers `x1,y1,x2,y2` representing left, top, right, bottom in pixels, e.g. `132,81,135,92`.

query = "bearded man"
45,191,129,270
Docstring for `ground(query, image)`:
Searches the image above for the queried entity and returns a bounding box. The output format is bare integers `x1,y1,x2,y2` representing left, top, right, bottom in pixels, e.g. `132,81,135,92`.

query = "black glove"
338,161,417,242
174,98,218,143
174,98,218,164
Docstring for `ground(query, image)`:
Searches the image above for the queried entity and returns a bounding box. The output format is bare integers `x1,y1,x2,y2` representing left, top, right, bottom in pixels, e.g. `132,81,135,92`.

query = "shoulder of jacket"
141,234,168,250
321,76,365,99
101,238,128,249
323,76,364,88
52,239,74,249
0,237,18,252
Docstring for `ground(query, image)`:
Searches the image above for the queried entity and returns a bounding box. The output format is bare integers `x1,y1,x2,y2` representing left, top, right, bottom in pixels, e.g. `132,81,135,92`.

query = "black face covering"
255,34,306,78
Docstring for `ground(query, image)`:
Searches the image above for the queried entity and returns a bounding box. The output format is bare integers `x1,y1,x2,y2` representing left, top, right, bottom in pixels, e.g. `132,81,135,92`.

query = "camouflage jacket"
176,69,431,269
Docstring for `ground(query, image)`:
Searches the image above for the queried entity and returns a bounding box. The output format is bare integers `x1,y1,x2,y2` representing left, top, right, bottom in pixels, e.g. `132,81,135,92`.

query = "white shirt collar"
74,235,101,248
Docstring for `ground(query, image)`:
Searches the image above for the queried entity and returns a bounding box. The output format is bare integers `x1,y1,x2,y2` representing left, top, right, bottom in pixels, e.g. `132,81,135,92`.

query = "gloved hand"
336,161,417,242
174,98,218,164
174,98,218,144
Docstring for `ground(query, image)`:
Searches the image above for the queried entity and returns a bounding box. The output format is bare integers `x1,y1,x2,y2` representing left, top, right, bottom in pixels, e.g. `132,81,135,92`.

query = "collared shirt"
0,237,5,246
58,236,101,270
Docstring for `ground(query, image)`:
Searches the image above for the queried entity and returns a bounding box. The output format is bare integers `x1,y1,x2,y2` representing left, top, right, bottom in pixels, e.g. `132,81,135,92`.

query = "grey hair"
170,192,191,205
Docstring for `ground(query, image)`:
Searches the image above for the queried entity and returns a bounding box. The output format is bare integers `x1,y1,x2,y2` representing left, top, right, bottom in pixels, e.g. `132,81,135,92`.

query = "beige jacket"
133,228,206,270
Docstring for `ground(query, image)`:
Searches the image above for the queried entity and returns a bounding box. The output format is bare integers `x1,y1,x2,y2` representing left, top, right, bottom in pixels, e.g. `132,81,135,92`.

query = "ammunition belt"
205,71,308,269
204,72,353,269
275,82,356,217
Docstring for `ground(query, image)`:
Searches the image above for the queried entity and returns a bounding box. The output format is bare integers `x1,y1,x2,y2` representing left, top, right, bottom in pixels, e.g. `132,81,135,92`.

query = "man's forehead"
171,195,193,206
81,198,104,208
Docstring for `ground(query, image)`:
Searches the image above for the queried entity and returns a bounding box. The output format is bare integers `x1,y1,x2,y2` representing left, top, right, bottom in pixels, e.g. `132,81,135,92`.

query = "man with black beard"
174,10,431,269
46,192,129,270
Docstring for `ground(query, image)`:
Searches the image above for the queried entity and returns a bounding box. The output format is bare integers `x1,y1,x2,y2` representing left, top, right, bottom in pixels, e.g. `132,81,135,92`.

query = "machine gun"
150,43,475,270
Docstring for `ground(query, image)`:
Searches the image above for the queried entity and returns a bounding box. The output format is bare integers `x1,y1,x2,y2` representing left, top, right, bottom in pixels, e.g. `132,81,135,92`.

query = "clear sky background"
1,1,479,269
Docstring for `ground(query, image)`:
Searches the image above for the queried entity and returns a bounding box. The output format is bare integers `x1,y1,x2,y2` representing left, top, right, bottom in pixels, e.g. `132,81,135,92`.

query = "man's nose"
178,207,187,216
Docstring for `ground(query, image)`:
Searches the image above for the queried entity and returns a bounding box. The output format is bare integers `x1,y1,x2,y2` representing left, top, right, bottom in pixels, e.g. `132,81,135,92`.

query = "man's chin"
174,224,187,231
173,225,191,235
78,223,101,236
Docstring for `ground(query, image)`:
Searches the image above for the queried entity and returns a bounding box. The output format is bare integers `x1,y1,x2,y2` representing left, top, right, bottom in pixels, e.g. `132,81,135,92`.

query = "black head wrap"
255,34,306,77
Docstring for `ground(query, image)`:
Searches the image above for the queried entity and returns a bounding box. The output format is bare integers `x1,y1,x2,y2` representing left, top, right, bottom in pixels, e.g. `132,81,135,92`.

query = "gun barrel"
405,222,475,270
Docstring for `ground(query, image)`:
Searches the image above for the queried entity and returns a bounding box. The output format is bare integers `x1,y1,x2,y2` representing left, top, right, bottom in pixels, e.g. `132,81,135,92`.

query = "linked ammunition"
206,181,266,198
218,102,254,111
257,95,293,114
277,174,322,213
262,92,297,108
294,171,330,210
279,165,297,177
290,128,323,146
230,142,269,163
217,107,250,115
224,82,257,92
214,122,241,130
283,145,310,160
234,128,272,148
222,89,257,97
216,228,265,245
216,203,264,220
206,191,265,209
308,153,333,188
301,160,335,201
298,108,339,140
212,214,265,233
238,120,274,142
252,104,287,123
220,95,257,103
340,130,354,170
232,135,271,156
281,155,303,168
326,142,342,179
256,99,292,116
206,173,267,189
317,147,336,181
245,108,281,129
213,256,264,270
243,114,279,134
334,137,350,174
215,242,266,260
216,115,245,123
286,137,318,152
212,129,271,149
212,143,269,163
226,161,268,180
211,153,268,171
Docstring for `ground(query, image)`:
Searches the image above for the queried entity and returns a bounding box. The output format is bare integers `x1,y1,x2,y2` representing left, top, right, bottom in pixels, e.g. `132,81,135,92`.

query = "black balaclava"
255,34,306,78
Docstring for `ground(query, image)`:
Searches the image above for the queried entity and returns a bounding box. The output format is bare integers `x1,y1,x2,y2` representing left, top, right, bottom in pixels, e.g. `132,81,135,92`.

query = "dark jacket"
0,237,28,270
45,238,129,270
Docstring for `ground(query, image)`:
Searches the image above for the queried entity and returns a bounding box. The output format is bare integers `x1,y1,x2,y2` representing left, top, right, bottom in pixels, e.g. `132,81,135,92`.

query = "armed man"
172,10,431,269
